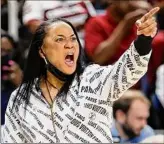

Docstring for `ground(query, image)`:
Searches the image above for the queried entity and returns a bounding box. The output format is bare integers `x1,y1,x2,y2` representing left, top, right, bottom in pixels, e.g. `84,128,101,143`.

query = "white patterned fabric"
1,42,151,143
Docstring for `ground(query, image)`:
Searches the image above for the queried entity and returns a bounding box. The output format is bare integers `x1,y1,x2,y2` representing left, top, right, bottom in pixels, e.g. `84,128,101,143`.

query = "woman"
2,7,159,143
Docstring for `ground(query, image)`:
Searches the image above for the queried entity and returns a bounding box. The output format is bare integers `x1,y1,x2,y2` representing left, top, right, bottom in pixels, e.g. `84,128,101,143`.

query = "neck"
108,5,125,23
46,71,64,90
115,121,129,140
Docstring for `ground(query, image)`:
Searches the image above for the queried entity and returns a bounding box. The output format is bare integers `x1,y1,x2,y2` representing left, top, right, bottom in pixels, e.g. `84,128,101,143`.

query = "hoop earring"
43,57,48,65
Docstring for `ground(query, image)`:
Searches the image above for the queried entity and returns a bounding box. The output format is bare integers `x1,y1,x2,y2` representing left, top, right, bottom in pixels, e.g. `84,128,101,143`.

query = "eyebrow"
56,34,75,37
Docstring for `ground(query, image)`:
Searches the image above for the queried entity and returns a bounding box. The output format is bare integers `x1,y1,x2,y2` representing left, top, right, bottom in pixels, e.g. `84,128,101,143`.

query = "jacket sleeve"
84,35,152,101
1,90,27,143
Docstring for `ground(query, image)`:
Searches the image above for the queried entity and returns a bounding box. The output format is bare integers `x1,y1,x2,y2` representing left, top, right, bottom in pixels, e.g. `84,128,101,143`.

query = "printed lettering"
94,82,102,93
56,99,64,111
133,70,143,75
25,108,44,129
98,100,113,107
89,69,104,83
54,112,64,122
84,103,108,116
76,102,80,106
134,54,146,67
69,94,77,103
75,112,85,121
38,130,54,143
88,120,112,142
10,134,17,143
79,124,101,142
4,126,10,134
86,96,97,103
81,86,95,94
67,130,89,143
71,118,81,128
31,90,47,104
127,54,135,71
47,129,55,137
6,112,17,131
63,99,70,107
132,78,139,81
103,71,112,86
37,109,51,119
64,136,73,143
21,123,36,139
122,75,127,84
65,114,73,121
70,106,75,113
31,126,54,143
22,129,33,142
17,132,27,142
143,57,149,61
54,121,63,130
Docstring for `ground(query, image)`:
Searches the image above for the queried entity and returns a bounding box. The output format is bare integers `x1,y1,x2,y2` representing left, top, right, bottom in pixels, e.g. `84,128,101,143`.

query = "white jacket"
2,42,151,143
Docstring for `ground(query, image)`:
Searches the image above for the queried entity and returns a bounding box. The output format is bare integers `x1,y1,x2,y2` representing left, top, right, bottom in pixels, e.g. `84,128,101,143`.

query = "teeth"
67,52,73,55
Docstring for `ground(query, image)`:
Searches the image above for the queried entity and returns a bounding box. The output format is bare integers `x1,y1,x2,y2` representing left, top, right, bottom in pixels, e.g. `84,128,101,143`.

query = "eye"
56,37,64,42
71,37,77,41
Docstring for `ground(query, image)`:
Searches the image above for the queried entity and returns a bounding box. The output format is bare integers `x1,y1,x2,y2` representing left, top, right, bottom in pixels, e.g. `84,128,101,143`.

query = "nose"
141,119,147,126
64,40,74,49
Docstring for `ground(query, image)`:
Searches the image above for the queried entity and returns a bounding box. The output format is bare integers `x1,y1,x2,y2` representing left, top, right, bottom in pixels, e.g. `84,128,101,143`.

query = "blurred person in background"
142,0,164,129
140,0,164,129
84,0,151,89
151,64,164,129
85,0,151,65
112,90,154,143
22,0,96,47
90,0,109,14
145,0,164,98
1,34,23,125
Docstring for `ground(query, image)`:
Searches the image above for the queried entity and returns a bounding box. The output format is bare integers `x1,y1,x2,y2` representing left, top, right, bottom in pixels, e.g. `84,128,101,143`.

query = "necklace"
45,79,60,143
46,79,60,91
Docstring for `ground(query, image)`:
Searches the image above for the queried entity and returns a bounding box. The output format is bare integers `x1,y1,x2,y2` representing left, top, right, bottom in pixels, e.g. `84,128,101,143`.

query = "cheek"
130,119,141,130
127,117,137,128
75,46,80,58
46,47,64,63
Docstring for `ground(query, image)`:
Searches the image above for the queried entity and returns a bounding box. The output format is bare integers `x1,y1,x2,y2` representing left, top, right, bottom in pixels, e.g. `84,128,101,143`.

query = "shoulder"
128,125,154,143
86,15,106,27
8,81,32,107
139,125,155,139
82,64,101,76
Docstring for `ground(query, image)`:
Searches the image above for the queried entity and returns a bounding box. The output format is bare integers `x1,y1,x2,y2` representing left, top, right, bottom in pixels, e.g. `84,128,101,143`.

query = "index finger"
141,7,160,22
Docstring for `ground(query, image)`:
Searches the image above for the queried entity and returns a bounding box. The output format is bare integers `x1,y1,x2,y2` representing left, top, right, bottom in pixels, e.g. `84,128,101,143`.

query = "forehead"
1,37,13,48
47,22,74,37
128,100,149,115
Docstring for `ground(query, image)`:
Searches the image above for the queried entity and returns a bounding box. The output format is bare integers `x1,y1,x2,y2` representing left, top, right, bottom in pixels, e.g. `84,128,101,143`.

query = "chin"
64,68,76,75
134,131,141,136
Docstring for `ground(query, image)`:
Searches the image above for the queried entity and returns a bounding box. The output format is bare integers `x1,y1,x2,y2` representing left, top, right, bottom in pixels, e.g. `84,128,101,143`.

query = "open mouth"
65,52,74,67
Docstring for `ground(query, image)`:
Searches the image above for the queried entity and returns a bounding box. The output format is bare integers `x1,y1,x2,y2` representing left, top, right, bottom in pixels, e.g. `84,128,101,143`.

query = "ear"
39,47,48,64
115,110,126,124
39,46,45,59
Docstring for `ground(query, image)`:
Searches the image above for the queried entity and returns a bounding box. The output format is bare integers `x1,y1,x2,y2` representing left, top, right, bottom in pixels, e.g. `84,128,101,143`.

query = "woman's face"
41,22,79,75
1,37,13,56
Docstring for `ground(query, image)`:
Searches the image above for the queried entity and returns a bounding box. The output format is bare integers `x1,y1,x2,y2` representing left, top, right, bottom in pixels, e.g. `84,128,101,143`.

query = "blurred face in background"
1,36,15,82
1,37,13,57
114,0,151,16
121,100,150,138
41,22,79,75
